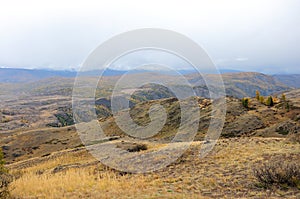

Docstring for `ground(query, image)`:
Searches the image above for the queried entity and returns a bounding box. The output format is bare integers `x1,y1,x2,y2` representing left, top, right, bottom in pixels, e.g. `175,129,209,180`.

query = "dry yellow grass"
10,168,200,198
9,148,198,198
7,137,300,198
11,168,159,199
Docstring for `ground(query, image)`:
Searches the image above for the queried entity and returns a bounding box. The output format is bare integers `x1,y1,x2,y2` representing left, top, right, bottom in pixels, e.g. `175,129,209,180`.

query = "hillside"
1,83,300,198
187,72,290,98
3,95,300,198
0,71,293,102
285,89,300,107
6,137,300,198
100,94,300,140
273,74,300,88
1,89,299,164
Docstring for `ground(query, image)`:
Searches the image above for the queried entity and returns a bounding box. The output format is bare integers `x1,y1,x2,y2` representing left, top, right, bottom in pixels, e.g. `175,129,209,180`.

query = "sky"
0,0,299,74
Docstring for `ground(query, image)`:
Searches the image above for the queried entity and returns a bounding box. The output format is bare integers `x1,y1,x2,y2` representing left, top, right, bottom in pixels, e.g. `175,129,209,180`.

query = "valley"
0,70,299,198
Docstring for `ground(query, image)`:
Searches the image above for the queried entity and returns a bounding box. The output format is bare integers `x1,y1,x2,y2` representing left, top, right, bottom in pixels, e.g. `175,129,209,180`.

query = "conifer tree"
0,149,6,173
242,98,249,109
281,93,286,102
259,96,264,104
255,90,260,100
266,96,274,106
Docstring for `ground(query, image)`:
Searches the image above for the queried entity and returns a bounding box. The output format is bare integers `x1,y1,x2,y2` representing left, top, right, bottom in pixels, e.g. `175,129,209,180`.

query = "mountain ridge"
2,67,299,86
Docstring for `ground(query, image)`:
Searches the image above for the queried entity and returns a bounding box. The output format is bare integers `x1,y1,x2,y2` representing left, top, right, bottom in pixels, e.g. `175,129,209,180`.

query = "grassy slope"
2,91,299,164
7,137,300,198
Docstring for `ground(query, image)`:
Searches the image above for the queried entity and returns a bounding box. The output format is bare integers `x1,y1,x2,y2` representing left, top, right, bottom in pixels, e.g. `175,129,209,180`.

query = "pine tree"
286,102,290,112
281,93,286,102
255,90,260,100
0,149,6,173
266,96,274,106
259,96,264,104
242,98,249,109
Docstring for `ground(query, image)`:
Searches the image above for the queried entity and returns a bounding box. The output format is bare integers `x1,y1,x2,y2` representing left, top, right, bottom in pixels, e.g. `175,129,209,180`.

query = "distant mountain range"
0,68,299,99
0,68,75,83
0,68,243,83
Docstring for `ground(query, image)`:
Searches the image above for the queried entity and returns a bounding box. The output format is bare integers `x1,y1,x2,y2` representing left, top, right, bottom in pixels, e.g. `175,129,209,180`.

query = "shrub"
1,116,11,123
253,159,300,189
116,142,148,152
127,144,148,152
288,133,300,144
286,102,290,112
0,149,11,198
242,98,249,109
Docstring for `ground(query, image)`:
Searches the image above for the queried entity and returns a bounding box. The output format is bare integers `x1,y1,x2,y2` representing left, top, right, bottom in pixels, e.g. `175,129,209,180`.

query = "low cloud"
235,58,249,62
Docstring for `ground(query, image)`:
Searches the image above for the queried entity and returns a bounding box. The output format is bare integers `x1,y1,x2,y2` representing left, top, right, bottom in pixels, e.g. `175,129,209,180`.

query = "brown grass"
11,168,158,199
7,137,300,198
8,149,195,198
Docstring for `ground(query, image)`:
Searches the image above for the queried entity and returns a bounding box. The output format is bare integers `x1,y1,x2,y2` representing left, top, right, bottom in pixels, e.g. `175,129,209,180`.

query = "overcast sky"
0,0,299,74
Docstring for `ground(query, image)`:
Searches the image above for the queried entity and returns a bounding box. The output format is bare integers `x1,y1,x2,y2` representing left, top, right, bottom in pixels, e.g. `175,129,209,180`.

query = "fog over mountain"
0,0,300,73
